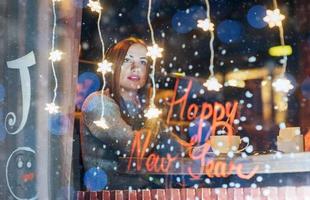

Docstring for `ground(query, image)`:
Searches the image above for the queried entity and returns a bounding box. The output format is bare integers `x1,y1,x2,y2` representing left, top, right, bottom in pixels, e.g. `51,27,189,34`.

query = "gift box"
277,127,304,153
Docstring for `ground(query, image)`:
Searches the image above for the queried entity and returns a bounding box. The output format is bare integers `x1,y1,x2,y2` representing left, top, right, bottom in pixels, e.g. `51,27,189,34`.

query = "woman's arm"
81,92,134,154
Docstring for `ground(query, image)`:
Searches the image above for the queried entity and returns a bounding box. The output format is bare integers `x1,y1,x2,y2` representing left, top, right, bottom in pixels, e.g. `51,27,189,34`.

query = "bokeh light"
217,20,244,44
48,114,70,135
301,77,310,99
247,5,267,29
84,167,108,191
172,6,205,34
76,72,100,109
188,118,211,145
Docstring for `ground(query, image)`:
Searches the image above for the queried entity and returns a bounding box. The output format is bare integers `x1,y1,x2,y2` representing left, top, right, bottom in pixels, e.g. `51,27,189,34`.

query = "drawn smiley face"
6,147,37,200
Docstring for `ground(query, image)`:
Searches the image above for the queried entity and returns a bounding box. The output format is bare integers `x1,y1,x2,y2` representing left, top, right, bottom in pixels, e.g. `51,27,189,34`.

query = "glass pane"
0,0,82,199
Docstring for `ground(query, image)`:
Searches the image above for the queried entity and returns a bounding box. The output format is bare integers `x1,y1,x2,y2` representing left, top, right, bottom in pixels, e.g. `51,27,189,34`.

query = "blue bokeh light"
0,84,5,102
76,72,100,109
247,5,267,29
217,20,244,44
84,167,108,191
172,5,205,34
48,114,70,136
188,118,211,145
301,77,310,99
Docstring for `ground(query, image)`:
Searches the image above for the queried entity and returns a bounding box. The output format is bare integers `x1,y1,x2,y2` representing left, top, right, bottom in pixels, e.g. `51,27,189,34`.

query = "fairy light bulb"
272,76,293,93
97,60,112,74
44,103,60,114
197,18,214,31
94,117,109,129
146,43,163,60
144,103,162,119
263,9,285,28
49,50,63,62
203,76,223,92
87,0,102,13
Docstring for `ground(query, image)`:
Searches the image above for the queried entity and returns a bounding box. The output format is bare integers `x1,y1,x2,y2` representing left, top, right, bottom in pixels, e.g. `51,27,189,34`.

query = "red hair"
105,37,151,126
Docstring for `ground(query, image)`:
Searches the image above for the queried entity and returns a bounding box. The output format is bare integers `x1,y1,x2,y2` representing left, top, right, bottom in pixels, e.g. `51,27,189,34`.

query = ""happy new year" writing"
127,78,259,180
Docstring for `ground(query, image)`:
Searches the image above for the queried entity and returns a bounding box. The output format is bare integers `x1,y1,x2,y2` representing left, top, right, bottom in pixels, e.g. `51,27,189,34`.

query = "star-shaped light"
144,104,162,119
45,103,60,114
94,117,109,129
87,0,102,13
272,76,294,93
197,18,214,32
97,60,113,74
263,9,285,28
49,50,63,62
146,44,163,60
203,76,223,91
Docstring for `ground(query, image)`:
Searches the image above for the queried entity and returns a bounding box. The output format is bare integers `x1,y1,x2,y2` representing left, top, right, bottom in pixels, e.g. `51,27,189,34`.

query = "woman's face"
119,44,148,92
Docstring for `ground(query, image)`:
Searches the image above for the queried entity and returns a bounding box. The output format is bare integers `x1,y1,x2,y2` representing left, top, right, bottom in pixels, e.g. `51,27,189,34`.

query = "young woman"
80,37,181,190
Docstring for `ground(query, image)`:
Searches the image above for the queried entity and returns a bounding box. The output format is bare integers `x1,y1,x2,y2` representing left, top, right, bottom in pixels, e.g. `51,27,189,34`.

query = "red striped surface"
76,186,310,200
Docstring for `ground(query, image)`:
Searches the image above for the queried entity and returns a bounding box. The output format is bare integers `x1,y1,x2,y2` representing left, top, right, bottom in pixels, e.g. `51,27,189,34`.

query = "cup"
210,135,249,154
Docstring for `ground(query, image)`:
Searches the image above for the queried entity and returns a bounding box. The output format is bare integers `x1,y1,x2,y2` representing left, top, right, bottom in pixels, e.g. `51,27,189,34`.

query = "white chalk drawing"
6,147,37,200
5,51,36,135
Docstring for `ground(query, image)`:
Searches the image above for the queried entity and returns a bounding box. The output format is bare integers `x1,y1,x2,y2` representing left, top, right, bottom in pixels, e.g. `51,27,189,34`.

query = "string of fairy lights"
263,0,294,93
45,0,295,125
143,0,163,119
87,0,113,129
45,0,62,114
198,0,223,92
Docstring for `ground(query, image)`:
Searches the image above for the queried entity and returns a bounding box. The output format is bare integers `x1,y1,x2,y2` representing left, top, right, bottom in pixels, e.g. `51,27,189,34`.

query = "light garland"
45,0,62,114
144,0,162,119
88,0,112,129
200,0,223,92
264,0,293,93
